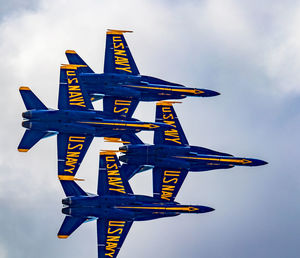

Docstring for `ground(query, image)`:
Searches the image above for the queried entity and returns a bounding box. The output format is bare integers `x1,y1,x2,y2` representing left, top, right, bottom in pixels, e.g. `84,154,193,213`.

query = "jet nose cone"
22,120,31,129
251,159,268,166
202,206,215,213
197,206,215,213
203,89,220,97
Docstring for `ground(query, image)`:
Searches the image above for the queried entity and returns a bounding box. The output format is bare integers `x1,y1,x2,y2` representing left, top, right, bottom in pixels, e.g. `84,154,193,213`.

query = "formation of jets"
18,29,267,258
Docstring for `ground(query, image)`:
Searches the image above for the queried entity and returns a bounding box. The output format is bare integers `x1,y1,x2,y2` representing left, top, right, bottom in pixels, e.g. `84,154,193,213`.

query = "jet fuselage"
61,194,214,221
21,109,170,137
78,73,220,101
119,144,268,171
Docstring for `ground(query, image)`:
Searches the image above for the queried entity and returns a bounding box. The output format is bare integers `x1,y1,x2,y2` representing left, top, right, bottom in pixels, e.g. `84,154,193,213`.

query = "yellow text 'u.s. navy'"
106,155,126,194
67,70,86,107
161,170,181,201
162,106,181,145
105,220,125,257
64,136,85,173
112,36,132,73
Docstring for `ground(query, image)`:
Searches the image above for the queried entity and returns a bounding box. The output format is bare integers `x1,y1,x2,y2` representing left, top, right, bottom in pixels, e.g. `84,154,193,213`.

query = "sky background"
0,0,299,257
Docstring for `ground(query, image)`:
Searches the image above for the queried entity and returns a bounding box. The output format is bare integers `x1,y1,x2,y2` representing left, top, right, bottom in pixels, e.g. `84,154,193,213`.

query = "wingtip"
65,50,77,54
57,235,69,239
107,29,133,35
18,148,29,152
19,86,30,91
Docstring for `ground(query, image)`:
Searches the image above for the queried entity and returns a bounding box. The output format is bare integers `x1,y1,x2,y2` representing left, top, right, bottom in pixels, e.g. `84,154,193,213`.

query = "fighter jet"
18,64,171,178
57,151,214,258
117,101,267,202
65,29,220,118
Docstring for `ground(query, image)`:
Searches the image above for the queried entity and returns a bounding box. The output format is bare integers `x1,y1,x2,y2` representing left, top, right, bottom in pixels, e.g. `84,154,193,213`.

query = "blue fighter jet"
65,29,220,118
116,101,267,202
18,64,171,178
57,151,214,258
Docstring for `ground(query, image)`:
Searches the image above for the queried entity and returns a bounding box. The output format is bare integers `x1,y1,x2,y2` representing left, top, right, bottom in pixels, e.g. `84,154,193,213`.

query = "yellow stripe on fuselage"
78,121,159,129
174,156,252,165
116,206,199,212
125,85,204,95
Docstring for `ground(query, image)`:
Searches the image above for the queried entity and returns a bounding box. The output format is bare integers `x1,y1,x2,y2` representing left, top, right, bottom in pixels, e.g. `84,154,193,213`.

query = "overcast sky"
0,0,299,257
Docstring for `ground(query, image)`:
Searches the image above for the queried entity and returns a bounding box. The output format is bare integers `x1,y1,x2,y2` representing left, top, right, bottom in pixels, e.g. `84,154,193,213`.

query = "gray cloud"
0,0,299,257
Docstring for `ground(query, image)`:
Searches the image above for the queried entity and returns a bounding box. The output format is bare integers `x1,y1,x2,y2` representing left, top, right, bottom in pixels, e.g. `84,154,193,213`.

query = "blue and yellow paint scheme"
17,65,172,178
57,152,214,258
118,101,268,202
65,29,220,118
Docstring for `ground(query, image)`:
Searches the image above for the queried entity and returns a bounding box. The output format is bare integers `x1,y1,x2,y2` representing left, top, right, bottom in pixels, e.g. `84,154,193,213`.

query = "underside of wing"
58,64,94,110
57,133,93,178
97,219,133,258
104,29,139,75
98,152,133,196
153,167,188,202
154,101,189,146
103,96,139,119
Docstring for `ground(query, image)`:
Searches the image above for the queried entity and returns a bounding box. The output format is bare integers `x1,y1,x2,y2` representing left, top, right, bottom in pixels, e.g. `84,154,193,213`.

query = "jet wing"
103,96,139,119
57,133,93,178
97,219,133,258
153,167,188,202
154,101,189,146
104,29,139,75
98,152,133,196
58,64,94,110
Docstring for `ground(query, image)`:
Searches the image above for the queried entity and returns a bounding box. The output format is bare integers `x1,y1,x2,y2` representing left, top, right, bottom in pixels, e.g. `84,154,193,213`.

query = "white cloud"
0,0,300,258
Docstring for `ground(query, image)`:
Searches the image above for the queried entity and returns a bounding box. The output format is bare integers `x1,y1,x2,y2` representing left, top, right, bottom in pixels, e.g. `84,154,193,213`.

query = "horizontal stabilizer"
120,134,144,145
19,87,47,110
18,130,47,152
120,164,144,180
57,216,86,239
65,50,94,73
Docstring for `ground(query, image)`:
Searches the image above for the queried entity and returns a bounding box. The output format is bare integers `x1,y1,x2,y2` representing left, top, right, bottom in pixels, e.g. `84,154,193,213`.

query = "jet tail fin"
19,87,47,110
18,130,48,152
65,50,94,73
57,216,86,239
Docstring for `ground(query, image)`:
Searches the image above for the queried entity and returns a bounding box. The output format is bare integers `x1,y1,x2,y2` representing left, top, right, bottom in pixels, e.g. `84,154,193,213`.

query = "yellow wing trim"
65,50,77,54
18,148,29,152
58,175,75,181
107,29,133,35
60,64,87,70
57,235,69,239
156,101,182,106
19,86,30,91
